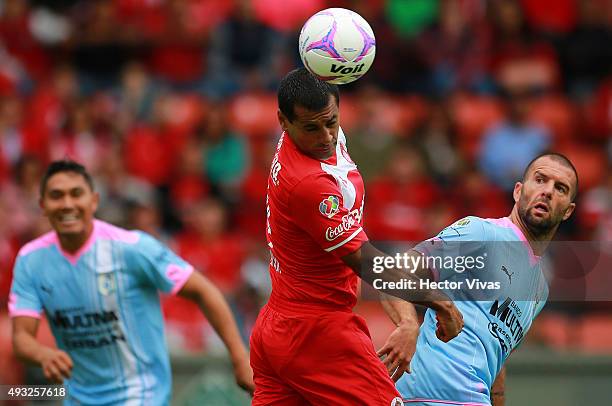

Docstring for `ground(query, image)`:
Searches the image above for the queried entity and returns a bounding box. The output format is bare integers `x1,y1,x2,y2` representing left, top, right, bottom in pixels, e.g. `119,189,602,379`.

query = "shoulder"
17,231,57,260
290,172,340,200
439,216,489,239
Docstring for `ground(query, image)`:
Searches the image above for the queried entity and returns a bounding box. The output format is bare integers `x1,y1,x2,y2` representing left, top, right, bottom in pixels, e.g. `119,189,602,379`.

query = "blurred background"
0,0,610,404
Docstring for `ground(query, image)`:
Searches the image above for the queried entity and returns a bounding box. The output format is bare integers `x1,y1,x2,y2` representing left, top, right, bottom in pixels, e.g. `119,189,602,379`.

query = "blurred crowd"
0,0,611,377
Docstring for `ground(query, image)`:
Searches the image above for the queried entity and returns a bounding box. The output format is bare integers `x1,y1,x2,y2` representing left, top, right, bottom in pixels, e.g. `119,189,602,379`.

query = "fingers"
42,351,73,383
376,344,390,358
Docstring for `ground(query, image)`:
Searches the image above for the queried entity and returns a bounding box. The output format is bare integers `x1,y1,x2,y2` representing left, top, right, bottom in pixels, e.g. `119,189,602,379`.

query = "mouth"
56,213,81,226
533,202,549,215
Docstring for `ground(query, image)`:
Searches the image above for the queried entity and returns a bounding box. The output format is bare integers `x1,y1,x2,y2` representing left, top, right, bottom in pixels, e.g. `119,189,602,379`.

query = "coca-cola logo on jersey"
325,199,364,241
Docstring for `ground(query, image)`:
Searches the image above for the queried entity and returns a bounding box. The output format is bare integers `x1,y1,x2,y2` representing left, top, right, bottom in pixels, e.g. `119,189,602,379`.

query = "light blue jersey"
396,216,548,406
9,220,194,406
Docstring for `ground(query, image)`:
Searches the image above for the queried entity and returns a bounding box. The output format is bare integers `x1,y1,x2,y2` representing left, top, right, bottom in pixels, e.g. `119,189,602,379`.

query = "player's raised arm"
177,271,255,395
341,241,464,342
12,317,73,383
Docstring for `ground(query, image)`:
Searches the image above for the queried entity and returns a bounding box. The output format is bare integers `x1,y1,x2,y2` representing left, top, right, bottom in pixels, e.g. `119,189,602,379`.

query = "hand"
233,356,255,395
40,348,72,383
435,302,464,342
377,321,419,381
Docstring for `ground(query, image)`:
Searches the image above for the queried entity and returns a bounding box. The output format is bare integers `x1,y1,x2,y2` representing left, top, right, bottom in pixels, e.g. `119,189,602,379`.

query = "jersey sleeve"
9,255,43,318
289,173,367,257
132,232,194,295
414,217,489,282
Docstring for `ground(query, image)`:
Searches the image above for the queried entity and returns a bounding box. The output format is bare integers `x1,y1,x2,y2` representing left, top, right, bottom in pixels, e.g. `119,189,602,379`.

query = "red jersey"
265,128,367,312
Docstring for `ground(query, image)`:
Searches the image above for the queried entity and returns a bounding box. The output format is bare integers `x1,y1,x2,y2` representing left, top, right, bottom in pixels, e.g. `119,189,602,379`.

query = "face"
40,172,99,238
514,157,576,236
278,95,339,160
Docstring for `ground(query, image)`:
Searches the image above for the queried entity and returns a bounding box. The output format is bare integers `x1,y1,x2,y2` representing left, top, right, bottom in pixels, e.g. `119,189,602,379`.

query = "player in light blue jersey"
9,160,254,405
396,153,578,405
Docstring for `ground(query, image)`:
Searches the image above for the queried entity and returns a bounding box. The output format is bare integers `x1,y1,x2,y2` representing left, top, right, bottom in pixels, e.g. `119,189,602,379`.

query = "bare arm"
491,366,506,406
377,297,420,380
12,316,73,383
342,241,463,341
178,272,254,394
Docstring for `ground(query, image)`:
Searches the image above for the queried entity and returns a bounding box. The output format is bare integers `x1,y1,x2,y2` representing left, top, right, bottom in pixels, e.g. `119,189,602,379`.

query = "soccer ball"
299,8,376,85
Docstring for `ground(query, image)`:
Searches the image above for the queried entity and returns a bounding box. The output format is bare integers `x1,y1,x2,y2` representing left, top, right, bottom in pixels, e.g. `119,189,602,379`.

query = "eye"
555,184,567,194
535,177,544,184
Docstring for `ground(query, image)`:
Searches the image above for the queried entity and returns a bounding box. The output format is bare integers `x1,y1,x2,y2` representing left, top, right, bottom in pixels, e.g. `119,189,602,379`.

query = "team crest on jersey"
454,218,471,227
390,397,403,406
319,195,340,218
97,273,116,296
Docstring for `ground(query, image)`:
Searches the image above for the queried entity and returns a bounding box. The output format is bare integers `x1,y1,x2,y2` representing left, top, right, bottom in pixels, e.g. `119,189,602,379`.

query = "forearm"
491,366,506,406
380,294,418,327
13,330,53,366
192,280,248,364
359,244,454,312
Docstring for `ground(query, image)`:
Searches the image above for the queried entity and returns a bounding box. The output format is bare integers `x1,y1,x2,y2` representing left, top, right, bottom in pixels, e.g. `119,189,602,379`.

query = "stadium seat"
583,80,612,141
578,315,612,352
528,95,578,143
556,144,607,190
228,92,279,138
450,93,505,140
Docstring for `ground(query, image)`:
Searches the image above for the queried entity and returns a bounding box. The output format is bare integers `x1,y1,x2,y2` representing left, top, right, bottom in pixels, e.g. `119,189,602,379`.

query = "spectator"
198,102,249,202
479,87,551,190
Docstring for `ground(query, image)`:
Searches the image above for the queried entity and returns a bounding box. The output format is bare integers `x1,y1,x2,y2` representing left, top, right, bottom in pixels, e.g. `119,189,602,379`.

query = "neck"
508,207,556,256
58,223,94,254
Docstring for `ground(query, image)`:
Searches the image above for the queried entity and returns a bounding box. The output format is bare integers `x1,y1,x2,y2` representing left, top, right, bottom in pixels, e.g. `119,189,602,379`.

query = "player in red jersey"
250,68,464,405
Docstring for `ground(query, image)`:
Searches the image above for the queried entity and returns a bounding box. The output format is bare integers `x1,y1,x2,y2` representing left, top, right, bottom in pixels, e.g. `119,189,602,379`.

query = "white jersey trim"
324,227,363,252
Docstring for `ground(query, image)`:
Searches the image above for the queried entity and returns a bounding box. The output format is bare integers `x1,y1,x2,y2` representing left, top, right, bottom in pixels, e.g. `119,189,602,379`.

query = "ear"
562,202,576,221
513,182,522,203
277,109,288,132
92,192,100,213
39,197,47,216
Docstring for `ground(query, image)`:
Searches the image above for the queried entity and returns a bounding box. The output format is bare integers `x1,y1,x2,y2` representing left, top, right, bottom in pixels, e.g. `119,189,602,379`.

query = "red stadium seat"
228,92,279,138
450,93,505,140
578,315,612,352
583,80,612,141
355,93,429,136
159,93,207,134
338,94,360,134
556,144,607,190
528,95,578,143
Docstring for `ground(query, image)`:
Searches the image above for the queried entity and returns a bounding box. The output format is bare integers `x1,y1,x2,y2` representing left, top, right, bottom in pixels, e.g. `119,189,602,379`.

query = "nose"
60,195,76,209
319,128,334,145
541,180,554,199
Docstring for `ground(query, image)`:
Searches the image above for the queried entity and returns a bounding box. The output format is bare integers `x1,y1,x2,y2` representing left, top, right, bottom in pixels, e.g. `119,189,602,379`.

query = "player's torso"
399,219,548,404
265,130,365,309
30,241,168,404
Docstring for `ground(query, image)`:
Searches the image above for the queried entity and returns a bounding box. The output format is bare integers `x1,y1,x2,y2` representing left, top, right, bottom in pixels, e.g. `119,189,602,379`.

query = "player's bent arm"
491,366,506,406
12,316,73,383
177,272,255,394
342,241,464,341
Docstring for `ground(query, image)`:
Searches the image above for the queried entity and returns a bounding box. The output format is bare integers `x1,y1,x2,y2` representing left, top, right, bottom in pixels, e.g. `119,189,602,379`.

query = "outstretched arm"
178,272,255,395
12,316,73,383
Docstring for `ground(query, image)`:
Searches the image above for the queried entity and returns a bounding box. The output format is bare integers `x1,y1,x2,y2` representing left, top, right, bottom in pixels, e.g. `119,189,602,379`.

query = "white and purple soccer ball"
298,8,376,85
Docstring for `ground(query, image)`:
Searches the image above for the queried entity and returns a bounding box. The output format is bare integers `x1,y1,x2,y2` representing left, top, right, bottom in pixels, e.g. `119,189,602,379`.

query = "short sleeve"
290,174,367,257
9,255,43,318
414,217,489,282
132,233,194,295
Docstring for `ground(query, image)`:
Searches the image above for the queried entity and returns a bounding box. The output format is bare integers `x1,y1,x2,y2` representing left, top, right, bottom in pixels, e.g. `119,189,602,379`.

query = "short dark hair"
522,152,578,201
40,159,94,197
278,68,339,122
